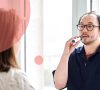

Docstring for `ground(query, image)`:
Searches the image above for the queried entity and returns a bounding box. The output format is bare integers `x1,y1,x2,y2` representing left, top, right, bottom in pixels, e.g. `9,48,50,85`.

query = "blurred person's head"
0,9,21,72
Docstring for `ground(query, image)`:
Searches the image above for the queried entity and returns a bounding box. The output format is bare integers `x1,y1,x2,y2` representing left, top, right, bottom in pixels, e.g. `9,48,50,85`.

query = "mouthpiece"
72,37,80,43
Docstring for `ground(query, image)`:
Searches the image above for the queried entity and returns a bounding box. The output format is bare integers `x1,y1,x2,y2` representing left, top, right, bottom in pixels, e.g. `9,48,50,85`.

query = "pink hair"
0,9,22,52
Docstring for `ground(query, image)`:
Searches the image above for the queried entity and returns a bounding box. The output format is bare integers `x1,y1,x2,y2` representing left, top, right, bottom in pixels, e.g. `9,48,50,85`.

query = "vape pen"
72,37,80,43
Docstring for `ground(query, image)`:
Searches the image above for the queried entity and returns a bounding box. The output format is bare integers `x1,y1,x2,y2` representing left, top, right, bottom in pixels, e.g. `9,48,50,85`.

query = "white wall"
25,0,44,90
72,0,88,36
43,0,72,89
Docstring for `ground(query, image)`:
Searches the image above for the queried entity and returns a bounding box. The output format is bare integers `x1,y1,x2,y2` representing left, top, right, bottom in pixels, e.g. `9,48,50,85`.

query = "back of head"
0,8,20,72
0,8,21,52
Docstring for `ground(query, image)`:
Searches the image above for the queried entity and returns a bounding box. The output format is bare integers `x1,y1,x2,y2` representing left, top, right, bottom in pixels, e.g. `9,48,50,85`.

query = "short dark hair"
78,11,100,30
0,47,19,72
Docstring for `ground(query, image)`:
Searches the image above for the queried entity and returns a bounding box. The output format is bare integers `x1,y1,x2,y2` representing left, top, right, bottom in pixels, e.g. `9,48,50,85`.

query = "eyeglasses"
76,24,100,31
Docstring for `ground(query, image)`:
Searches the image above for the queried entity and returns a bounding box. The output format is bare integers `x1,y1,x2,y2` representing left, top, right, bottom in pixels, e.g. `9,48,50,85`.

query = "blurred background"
1,0,100,90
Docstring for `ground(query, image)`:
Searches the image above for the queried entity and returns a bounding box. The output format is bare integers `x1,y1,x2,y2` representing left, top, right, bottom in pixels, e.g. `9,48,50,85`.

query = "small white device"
72,37,80,43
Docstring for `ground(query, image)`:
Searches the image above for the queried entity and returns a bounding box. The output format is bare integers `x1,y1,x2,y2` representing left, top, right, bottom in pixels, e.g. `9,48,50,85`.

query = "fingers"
63,36,80,55
65,36,81,49
66,36,80,45
72,40,80,47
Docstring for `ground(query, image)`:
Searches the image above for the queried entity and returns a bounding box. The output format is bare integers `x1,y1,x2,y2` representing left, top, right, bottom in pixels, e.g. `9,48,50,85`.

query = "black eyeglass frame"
76,24,100,31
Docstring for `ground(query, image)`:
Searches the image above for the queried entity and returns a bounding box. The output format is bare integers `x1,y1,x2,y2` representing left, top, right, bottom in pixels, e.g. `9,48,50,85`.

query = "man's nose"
82,26,88,32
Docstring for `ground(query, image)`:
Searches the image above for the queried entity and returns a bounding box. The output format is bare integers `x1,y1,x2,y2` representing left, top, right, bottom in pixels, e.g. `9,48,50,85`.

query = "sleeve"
52,70,67,89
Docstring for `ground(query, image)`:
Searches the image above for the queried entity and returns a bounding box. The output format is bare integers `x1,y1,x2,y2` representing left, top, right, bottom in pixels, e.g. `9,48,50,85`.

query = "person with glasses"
53,11,100,90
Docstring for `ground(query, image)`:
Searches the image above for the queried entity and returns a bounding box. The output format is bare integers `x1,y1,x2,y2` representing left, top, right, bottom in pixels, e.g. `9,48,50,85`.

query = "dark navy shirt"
67,46,100,90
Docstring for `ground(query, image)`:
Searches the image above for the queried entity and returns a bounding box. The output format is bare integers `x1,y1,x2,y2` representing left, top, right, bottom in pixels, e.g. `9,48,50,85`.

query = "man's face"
78,14,100,45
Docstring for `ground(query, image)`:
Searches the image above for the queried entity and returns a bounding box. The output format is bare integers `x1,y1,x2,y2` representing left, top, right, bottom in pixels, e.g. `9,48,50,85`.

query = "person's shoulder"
75,46,83,53
72,46,83,55
10,68,35,90
10,68,27,80
11,68,25,75
69,46,83,59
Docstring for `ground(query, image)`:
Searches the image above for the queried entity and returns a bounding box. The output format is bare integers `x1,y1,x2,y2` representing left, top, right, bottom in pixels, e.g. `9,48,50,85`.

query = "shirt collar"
76,45,100,54
76,46,84,54
96,45,100,52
